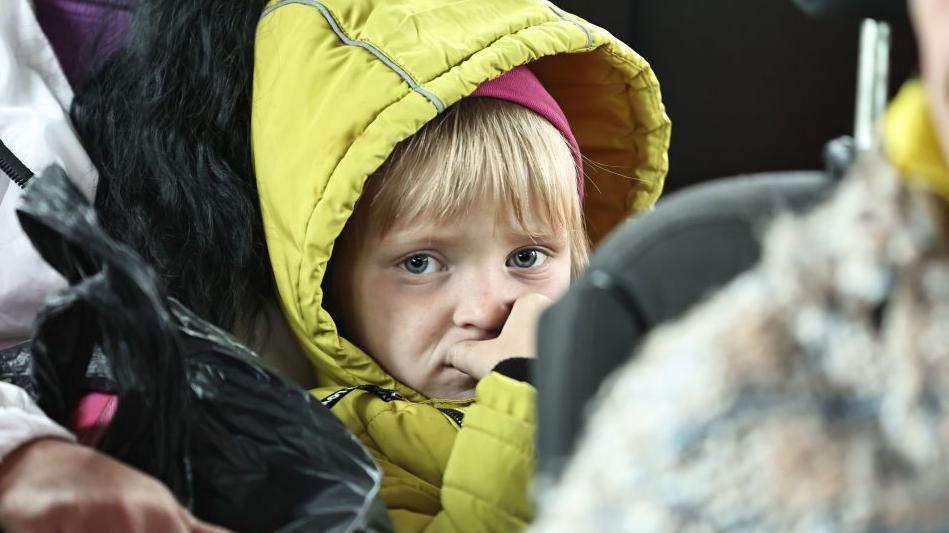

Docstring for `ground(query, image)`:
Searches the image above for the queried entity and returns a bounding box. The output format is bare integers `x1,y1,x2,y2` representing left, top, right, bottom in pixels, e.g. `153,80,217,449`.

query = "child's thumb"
446,339,494,380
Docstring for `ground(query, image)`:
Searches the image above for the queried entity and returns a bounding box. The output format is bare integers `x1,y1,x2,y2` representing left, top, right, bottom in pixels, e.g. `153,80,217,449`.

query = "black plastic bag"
7,165,392,532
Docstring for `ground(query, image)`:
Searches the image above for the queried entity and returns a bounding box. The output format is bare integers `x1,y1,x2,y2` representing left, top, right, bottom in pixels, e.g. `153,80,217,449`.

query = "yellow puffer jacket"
251,1,670,530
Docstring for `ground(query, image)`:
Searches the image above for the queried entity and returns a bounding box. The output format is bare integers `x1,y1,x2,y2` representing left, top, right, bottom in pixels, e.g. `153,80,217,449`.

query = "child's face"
341,206,572,399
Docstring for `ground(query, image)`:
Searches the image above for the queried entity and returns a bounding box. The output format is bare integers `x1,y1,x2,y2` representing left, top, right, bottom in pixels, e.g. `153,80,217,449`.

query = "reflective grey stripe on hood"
260,0,446,112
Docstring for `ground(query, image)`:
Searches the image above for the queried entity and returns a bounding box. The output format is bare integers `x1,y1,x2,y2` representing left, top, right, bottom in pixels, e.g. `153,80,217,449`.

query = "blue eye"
401,254,441,275
507,248,548,269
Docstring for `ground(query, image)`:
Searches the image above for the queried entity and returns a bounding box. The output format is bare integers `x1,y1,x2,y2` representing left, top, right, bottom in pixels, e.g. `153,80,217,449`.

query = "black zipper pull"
0,138,34,188
438,407,465,427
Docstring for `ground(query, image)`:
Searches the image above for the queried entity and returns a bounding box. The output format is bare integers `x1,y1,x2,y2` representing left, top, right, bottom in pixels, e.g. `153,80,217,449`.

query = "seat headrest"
535,171,835,486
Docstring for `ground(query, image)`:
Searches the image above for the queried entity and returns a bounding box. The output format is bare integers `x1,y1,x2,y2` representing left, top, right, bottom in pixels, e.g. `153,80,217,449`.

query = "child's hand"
0,438,229,533
447,293,553,380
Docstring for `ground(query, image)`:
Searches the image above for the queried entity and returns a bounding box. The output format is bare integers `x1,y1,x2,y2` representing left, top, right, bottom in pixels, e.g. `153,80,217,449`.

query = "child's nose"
452,273,518,336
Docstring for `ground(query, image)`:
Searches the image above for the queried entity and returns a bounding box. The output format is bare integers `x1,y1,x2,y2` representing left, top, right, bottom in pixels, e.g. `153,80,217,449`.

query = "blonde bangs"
360,98,590,273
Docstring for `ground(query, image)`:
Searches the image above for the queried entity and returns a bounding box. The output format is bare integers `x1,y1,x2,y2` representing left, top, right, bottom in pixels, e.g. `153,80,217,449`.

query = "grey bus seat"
536,170,836,482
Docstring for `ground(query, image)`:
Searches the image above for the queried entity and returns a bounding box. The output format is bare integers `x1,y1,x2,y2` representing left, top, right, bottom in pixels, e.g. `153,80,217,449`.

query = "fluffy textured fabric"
534,155,949,531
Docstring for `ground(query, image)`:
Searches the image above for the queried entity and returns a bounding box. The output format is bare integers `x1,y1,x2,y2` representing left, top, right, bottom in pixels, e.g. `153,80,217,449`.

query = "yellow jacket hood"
251,0,671,400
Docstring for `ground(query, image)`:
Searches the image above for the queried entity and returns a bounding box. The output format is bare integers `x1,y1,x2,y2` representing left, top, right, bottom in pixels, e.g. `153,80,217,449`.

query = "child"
307,71,586,530
78,0,671,529
251,1,669,528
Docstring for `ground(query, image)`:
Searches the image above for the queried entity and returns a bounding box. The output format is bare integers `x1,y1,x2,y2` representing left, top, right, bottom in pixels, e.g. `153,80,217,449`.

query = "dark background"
555,1,919,192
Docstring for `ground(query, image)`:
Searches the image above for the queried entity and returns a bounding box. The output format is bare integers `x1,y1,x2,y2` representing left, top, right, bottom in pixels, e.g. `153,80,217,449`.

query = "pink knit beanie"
469,66,584,201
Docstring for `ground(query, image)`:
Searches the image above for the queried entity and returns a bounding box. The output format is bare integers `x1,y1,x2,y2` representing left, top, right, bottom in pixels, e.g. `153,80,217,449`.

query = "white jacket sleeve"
0,381,74,463
0,0,98,350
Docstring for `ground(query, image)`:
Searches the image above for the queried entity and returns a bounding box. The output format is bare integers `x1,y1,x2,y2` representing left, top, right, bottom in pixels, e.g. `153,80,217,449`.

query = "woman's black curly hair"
72,0,274,332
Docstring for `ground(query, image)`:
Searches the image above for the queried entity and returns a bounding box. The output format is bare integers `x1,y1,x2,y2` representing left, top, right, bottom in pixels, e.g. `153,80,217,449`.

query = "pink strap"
70,392,117,446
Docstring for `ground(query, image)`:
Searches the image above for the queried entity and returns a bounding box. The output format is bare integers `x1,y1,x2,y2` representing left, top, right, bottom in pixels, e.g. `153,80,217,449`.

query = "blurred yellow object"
885,80,949,203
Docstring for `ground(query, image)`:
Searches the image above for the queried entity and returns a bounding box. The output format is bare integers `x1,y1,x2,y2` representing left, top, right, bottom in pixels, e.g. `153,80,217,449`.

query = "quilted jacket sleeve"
392,371,536,532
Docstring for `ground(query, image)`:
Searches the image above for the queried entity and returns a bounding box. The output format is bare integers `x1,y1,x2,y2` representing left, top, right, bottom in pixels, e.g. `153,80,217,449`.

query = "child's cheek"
377,276,444,330
538,255,573,300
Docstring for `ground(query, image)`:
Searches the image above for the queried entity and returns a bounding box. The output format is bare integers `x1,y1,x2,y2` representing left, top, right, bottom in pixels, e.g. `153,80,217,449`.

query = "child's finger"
182,509,232,533
448,293,554,379
446,339,495,379
508,293,555,319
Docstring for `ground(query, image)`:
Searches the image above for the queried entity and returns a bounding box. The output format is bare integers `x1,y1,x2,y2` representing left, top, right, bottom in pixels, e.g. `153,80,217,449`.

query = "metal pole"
854,19,891,152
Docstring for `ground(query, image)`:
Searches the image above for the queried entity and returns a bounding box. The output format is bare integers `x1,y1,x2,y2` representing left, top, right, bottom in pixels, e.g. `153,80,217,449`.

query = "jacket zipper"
0,138,34,188
437,407,465,427
322,385,466,427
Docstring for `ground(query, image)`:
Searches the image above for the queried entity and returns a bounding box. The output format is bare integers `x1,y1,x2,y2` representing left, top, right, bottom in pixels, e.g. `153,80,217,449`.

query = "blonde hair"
344,97,589,274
